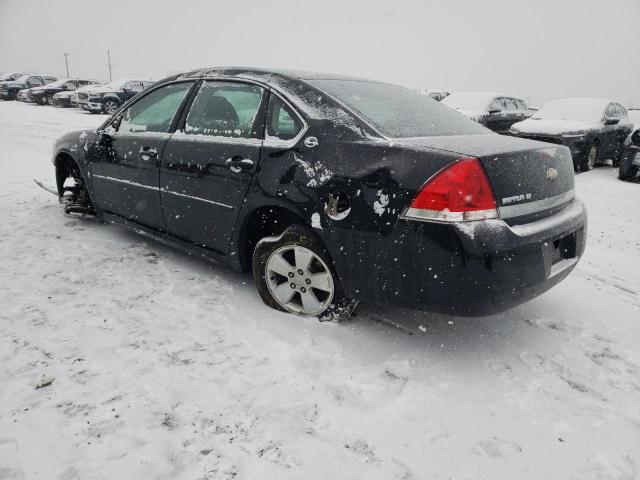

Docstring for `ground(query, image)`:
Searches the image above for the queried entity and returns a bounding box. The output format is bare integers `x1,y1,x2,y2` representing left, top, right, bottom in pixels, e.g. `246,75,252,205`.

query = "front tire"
252,225,356,322
46,94,55,106
103,99,120,115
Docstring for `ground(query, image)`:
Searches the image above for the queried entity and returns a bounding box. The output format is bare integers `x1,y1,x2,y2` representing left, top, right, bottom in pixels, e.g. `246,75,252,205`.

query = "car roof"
176,66,376,83
447,91,525,100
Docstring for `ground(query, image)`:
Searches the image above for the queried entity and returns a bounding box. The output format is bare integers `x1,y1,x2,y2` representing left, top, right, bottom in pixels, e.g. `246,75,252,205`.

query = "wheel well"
54,153,78,196
238,206,306,272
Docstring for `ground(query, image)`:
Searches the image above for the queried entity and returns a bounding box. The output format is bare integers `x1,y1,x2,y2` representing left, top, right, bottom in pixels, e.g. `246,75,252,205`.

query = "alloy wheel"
104,101,118,114
265,245,334,316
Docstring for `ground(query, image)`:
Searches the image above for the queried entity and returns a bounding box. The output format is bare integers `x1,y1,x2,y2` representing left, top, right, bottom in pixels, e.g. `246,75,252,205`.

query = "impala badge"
546,167,558,179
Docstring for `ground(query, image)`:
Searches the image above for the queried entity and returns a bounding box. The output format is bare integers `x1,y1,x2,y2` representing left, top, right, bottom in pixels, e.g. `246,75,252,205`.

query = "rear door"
159,80,267,253
89,81,194,229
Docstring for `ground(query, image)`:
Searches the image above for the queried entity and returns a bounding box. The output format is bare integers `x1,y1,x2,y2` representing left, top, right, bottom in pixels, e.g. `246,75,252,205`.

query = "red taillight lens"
404,157,498,222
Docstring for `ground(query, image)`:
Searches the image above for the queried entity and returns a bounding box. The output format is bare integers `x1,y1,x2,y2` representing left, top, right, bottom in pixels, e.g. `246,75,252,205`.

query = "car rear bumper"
515,133,591,168
328,198,587,316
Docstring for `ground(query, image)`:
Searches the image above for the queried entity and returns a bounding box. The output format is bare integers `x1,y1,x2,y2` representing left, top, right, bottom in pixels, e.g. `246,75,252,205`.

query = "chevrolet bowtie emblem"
546,167,558,179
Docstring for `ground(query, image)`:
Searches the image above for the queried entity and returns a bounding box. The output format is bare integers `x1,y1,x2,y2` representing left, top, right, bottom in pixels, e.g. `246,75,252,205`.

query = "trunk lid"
399,134,576,223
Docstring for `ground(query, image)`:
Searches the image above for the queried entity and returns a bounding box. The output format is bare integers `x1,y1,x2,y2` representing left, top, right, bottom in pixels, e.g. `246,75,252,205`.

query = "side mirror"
605,117,620,125
488,107,502,114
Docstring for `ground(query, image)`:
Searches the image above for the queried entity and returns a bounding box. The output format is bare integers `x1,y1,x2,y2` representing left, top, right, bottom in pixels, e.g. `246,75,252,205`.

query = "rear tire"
252,225,356,322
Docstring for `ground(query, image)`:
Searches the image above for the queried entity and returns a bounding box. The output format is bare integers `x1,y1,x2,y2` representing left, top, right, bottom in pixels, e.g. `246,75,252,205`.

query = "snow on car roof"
441,92,500,111
533,98,611,122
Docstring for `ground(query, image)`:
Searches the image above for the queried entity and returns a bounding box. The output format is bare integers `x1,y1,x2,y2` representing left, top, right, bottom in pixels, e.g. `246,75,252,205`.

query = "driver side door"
90,81,194,230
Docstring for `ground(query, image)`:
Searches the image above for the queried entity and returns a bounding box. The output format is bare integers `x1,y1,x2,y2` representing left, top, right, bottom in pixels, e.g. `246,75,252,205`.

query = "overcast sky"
1,0,639,107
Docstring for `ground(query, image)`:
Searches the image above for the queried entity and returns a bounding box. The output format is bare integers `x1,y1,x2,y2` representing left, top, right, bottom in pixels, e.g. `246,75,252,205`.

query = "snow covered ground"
0,101,639,480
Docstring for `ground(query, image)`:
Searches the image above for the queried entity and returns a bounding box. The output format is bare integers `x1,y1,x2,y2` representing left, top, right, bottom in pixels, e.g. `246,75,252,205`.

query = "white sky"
1,0,639,107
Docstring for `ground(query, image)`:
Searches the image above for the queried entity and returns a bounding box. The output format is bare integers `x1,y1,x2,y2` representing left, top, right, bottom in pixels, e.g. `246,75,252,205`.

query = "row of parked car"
427,91,639,177
0,72,152,114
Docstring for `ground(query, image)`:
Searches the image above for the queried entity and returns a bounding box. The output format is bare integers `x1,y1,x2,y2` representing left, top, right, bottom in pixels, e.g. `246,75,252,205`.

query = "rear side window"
118,82,192,133
308,79,489,137
184,81,264,138
266,95,303,141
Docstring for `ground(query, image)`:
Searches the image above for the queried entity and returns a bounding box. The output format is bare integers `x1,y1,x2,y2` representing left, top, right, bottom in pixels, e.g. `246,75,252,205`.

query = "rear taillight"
403,157,498,222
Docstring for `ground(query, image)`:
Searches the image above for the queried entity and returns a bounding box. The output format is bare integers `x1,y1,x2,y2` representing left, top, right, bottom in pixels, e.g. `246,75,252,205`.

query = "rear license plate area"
551,232,577,265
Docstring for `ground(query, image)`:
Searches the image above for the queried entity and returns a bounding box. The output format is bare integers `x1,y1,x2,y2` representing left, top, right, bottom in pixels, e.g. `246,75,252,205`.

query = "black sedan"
510,98,633,172
442,92,532,134
49,68,586,320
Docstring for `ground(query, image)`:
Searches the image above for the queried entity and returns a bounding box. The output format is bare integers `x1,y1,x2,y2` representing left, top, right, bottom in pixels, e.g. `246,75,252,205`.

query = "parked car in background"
17,88,34,102
510,98,633,172
0,74,57,100
618,108,640,181
50,67,586,320
71,83,108,109
427,90,450,101
29,78,99,106
442,92,532,134
82,79,153,114
0,72,24,82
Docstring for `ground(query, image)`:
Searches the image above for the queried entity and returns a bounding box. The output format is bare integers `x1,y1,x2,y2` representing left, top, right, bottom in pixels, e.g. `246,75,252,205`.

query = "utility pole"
64,52,69,78
107,49,112,81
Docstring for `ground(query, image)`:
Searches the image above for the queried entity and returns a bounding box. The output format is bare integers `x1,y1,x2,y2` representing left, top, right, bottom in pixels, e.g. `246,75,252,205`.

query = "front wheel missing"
56,160,96,215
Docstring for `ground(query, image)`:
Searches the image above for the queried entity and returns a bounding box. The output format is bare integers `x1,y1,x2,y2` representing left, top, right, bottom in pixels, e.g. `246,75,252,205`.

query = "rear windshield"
533,99,607,122
307,79,489,138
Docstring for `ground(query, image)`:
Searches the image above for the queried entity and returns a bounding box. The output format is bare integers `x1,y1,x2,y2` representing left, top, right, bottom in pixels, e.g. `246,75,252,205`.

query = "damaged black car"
48,68,587,320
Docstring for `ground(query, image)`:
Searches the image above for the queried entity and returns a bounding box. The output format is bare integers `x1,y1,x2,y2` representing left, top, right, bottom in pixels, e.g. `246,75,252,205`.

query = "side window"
29,77,43,87
184,81,264,138
63,81,76,90
117,82,192,134
616,104,627,119
266,95,303,141
516,99,528,110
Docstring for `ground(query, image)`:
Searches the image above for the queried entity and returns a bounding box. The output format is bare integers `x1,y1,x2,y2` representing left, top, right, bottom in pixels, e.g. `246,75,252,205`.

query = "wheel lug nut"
288,272,294,278
297,269,304,275
290,283,296,289
305,278,311,285
300,287,306,293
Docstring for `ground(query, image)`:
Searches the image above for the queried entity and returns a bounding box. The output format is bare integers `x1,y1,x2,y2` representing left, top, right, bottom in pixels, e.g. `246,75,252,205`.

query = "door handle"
139,146,157,160
225,156,254,173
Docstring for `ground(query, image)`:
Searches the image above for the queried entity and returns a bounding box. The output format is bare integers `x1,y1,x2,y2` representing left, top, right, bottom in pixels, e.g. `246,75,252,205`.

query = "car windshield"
442,92,495,111
533,99,608,122
307,79,489,138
